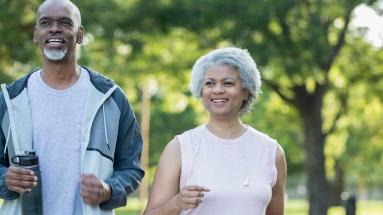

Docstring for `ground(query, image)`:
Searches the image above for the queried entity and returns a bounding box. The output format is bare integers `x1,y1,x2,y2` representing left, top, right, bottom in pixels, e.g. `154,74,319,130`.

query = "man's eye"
39,21,49,26
61,21,72,26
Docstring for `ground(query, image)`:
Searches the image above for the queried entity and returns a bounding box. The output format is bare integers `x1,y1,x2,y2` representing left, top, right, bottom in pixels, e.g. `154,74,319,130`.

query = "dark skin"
5,166,37,193
5,0,111,206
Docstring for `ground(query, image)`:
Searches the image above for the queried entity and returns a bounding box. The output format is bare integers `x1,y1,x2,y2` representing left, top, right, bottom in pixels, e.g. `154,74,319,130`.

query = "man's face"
33,1,83,62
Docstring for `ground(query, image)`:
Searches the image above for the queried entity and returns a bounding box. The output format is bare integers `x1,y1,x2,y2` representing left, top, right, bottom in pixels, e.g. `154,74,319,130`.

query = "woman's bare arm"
266,144,287,215
144,138,209,215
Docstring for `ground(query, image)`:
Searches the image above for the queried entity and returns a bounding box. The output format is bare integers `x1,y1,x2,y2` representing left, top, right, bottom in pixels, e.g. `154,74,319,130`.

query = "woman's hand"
173,185,210,210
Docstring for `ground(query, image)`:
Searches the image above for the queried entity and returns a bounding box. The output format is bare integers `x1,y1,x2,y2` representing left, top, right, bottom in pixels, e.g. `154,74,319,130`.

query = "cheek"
201,87,209,98
201,89,211,105
201,92,209,103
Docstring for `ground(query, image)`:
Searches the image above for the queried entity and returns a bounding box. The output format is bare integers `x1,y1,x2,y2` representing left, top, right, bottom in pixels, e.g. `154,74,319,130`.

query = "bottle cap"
15,151,39,166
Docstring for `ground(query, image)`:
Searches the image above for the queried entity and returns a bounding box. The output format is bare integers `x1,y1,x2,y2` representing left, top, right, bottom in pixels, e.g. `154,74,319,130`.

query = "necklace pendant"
243,178,249,187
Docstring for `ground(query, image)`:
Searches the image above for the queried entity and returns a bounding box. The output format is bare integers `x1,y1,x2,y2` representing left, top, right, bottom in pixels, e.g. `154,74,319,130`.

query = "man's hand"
5,166,38,193
81,174,111,206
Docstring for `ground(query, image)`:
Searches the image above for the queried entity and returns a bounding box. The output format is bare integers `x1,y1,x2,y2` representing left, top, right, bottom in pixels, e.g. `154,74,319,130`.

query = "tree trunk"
330,160,344,206
294,85,329,215
303,116,329,215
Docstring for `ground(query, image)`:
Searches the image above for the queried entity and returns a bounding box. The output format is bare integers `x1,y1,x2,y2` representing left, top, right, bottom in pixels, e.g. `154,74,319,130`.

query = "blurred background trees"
1,0,382,214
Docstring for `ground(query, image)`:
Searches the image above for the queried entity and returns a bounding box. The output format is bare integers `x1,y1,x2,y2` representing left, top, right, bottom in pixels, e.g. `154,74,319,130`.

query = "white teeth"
47,39,63,43
212,99,227,103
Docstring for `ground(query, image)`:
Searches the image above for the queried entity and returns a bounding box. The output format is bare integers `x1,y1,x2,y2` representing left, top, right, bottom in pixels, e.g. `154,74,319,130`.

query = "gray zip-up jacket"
0,66,144,215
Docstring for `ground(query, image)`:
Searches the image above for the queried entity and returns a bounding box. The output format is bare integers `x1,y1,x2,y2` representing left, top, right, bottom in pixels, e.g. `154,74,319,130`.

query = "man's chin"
44,48,67,61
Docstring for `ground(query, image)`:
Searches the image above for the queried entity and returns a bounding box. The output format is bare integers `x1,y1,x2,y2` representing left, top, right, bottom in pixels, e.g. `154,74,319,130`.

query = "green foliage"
323,36,383,185
0,0,38,63
149,104,199,165
0,0,40,82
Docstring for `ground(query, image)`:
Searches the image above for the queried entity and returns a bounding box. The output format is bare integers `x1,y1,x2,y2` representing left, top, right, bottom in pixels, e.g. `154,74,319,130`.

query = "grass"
115,199,383,215
285,200,383,215
1,198,382,214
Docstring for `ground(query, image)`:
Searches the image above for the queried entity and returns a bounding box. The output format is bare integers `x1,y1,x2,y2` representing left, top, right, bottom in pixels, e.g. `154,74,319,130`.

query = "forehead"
204,65,240,79
37,1,76,21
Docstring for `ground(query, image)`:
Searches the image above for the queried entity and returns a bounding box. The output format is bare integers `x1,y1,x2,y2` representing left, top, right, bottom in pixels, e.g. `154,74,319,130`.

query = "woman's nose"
212,84,224,93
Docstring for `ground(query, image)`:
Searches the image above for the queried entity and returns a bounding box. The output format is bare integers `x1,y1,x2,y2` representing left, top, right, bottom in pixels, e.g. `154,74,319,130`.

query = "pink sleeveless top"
177,125,278,215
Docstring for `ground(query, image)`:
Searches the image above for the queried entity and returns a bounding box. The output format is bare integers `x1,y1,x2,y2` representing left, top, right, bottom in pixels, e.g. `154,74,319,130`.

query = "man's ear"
76,26,84,44
33,26,38,43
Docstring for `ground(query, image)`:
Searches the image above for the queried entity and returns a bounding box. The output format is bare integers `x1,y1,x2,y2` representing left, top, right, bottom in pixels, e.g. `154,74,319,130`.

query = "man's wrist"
101,180,112,203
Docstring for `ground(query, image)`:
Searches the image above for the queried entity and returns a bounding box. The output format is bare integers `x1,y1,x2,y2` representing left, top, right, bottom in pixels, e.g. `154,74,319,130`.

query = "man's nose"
49,21,62,33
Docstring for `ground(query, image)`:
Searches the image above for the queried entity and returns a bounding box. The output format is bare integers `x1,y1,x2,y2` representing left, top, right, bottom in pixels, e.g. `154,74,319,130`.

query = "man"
0,0,144,214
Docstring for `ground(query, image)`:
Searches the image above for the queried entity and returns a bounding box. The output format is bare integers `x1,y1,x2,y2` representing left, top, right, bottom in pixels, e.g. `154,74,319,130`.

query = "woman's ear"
242,89,249,100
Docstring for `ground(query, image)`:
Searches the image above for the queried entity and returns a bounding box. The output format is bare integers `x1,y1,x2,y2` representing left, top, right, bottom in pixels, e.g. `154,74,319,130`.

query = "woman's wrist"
170,194,183,214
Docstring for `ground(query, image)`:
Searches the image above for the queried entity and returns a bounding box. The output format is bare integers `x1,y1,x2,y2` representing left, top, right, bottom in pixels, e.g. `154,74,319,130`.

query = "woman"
144,47,287,215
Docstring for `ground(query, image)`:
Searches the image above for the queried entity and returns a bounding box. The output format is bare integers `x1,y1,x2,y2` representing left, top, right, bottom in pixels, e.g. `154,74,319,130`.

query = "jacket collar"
5,66,115,99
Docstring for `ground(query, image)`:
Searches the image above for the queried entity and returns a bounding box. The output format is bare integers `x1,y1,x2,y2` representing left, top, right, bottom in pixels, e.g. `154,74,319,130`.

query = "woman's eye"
224,82,234,86
204,82,214,86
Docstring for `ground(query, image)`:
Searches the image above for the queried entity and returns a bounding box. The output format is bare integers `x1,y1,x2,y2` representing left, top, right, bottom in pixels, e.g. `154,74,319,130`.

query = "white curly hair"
189,47,262,114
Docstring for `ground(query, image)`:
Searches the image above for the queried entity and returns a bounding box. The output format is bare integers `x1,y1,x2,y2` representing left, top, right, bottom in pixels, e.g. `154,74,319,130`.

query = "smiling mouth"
45,38,65,45
211,98,228,103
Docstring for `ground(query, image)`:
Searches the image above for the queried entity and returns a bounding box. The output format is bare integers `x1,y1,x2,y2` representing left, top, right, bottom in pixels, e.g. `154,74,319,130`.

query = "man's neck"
41,62,81,90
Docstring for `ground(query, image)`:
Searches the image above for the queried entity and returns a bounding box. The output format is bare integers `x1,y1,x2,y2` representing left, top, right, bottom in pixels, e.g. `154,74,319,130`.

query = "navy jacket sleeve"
99,88,144,210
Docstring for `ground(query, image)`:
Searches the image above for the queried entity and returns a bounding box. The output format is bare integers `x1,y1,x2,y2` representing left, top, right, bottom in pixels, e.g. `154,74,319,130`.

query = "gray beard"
44,48,67,61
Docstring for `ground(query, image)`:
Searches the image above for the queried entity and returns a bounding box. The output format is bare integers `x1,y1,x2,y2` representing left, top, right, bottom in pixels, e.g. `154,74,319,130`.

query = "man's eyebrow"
38,16,50,21
59,17,74,24
38,16,74,22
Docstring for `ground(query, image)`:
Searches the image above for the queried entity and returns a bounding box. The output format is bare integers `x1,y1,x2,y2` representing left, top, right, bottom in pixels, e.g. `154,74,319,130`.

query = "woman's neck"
206,117,246,139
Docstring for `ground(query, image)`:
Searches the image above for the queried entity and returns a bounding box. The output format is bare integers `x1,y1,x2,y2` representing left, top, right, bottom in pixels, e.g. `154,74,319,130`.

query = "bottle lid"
18,151,39,166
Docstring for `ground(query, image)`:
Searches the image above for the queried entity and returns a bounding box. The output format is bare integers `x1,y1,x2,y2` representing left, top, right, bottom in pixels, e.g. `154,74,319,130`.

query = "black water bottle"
12,151,43,215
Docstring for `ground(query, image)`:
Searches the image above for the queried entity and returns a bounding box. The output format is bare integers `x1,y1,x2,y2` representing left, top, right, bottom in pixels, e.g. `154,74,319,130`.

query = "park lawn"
115,198,383,215
1,198,382,214
285,199,383,215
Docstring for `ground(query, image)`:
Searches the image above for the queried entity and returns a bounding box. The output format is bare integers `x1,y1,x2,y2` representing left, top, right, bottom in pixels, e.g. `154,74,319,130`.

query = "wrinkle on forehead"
37,0,81,26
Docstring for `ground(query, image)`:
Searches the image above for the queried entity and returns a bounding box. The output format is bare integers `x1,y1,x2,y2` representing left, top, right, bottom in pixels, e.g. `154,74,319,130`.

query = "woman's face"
202,65,248,119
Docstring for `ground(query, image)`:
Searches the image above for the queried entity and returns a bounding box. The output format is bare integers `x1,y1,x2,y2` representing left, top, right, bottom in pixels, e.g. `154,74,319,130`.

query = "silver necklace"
239,124,250,187
186,124,250,187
